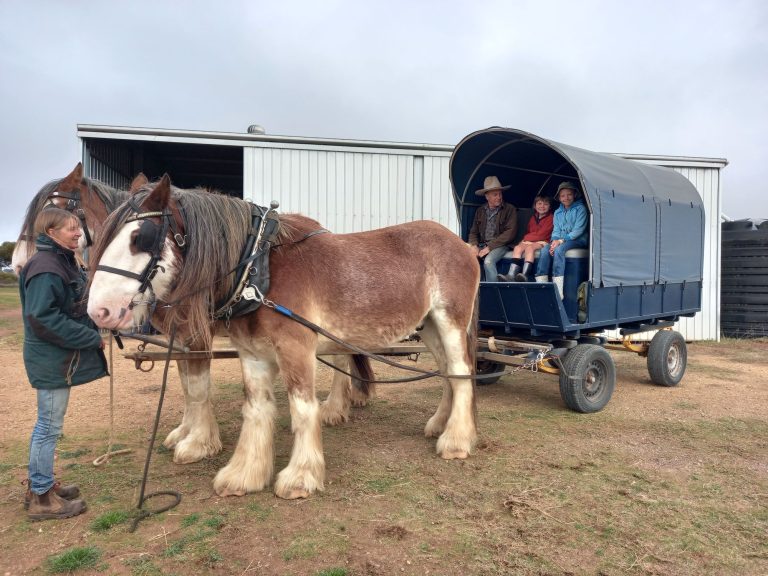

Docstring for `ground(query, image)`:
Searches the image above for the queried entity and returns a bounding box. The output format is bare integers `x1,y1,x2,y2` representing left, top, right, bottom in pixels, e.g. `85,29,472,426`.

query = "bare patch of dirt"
0,326,766,575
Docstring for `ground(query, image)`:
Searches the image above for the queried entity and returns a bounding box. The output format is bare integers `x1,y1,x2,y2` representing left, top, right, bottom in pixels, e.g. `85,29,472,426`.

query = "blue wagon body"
451,127,705,341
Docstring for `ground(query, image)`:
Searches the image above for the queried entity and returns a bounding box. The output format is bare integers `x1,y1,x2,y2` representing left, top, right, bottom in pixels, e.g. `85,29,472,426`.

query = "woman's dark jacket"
19,235,107,389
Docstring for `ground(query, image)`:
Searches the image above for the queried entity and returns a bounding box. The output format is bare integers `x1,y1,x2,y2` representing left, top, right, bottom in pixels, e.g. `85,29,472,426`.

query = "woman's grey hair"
33,207,79,236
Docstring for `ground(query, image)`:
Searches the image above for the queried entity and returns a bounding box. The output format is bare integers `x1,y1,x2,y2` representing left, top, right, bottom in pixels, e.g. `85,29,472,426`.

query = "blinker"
137,219,163,253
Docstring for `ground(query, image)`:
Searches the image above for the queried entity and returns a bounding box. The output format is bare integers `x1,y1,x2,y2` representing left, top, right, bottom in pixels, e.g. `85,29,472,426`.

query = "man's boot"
27,487,86,521
515,261,533,282
23,480,80,510
535,275,549,283
553,276,565,300
497,259,521,282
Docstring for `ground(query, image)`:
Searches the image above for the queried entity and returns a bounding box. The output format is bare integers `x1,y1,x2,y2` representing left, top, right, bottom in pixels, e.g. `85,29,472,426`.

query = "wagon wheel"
558,344,615,413
476,359,505,386
647,330,687,387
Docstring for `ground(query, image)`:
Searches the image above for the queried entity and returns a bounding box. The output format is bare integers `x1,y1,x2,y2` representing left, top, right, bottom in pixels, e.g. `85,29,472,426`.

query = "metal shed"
76,124,726,340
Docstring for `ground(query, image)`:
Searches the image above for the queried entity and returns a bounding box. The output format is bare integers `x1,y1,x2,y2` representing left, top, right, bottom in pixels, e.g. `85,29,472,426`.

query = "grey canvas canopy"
450,127,705,288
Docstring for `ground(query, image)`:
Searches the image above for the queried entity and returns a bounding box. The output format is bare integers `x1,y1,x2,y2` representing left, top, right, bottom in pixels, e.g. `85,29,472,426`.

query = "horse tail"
350,354,374,397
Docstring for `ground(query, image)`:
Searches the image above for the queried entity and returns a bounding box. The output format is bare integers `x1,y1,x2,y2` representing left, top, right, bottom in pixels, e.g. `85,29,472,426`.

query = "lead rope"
129,323,182,532
93,332,132,466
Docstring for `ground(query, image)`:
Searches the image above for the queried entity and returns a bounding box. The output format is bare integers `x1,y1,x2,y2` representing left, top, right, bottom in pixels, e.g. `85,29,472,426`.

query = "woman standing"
19,207,107,520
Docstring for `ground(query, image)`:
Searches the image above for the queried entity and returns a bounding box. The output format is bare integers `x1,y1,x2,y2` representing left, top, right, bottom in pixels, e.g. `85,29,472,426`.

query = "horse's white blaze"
275,394,325,499
87,222,178,330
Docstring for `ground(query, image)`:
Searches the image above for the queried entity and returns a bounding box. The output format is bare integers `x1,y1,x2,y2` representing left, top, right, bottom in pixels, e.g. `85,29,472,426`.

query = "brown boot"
27,488,86,521
23,480,80,510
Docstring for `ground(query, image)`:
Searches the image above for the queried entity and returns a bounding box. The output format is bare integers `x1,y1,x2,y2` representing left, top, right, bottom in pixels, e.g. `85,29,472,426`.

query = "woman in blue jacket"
535,182,589,299
20,208,107,520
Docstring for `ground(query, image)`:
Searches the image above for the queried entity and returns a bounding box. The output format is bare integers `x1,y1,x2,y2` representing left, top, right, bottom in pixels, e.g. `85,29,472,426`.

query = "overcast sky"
1,0,765,243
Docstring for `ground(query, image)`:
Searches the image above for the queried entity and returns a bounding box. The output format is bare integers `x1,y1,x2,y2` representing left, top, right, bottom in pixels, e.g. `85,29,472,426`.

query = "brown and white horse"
11,163,143,274
13,167,371,462
86,175,480,499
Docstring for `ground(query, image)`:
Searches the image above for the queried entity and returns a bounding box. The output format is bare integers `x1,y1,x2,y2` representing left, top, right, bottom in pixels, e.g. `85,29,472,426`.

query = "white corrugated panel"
244,145,456,234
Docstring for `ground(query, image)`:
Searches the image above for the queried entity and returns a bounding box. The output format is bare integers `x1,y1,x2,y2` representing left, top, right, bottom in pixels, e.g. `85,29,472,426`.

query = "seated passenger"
468,176,518,282
497,193,553,282
535,181,588,299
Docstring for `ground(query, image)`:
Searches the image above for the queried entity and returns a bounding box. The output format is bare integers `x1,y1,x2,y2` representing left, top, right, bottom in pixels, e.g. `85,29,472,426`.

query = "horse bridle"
46,188,94,247
95,199,186,306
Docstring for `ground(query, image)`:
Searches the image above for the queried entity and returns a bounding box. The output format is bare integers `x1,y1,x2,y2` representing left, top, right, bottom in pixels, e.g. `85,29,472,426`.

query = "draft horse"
11,162,143,274
14,166,370,461
87,175,480,499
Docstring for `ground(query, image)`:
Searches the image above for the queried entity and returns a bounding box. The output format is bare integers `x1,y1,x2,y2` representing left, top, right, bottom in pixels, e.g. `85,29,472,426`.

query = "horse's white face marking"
87,221,178,330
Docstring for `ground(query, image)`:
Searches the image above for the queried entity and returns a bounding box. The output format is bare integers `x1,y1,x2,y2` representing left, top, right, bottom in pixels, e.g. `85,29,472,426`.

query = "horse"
11,163,143,274
86,175,480,499
12,166,374,458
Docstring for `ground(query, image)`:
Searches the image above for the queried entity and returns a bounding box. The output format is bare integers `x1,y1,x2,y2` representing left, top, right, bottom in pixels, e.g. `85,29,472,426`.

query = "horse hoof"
276,487,310,500
440,449,469,460
215,486,247,497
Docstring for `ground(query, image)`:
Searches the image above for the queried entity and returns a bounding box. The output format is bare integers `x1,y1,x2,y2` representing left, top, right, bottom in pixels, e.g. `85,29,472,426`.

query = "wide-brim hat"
475,175,511,196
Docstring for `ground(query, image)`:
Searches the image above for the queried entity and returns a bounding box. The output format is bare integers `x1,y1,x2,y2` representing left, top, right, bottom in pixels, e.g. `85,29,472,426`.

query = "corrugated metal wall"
244,145,456,233
81,140,135,189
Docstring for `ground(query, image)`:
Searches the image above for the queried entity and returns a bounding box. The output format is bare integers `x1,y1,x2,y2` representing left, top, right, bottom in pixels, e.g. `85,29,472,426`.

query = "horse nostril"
98,307,110,321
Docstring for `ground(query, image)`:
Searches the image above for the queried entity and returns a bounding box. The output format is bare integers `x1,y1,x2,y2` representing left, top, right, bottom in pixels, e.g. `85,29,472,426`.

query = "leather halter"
47,188,93,247
95,199,186,304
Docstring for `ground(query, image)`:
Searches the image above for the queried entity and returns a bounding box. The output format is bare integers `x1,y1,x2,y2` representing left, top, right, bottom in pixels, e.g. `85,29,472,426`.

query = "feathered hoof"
214,485,247,497
423,416,446,438
436,433,476,460
213,466,271,497
275,487,311,500
163,425,188,449
439,448,470,460
173,437,222,465
320,404,349,427
274,468,324,500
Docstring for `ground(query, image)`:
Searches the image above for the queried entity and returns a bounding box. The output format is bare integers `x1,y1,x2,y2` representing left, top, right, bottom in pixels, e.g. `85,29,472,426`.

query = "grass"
46,546,101,573
0,284,20,307
91,509,131,532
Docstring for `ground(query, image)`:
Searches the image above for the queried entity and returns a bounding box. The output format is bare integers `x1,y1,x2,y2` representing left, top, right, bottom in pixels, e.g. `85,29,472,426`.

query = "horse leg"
427,310,477,460
213,353,278,496
163,358,222,464
274,348,325,499
320,355,352,426
419,320,453,438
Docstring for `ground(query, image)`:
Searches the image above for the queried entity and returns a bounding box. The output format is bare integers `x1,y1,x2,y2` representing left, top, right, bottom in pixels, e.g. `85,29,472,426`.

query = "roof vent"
247,124,265,135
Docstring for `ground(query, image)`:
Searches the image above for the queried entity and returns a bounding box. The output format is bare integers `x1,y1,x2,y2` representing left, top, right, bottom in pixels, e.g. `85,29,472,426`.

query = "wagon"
451,127,705,412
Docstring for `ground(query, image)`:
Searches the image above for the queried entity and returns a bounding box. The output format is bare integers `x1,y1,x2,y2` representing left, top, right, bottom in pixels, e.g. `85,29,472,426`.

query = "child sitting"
498,193,554,282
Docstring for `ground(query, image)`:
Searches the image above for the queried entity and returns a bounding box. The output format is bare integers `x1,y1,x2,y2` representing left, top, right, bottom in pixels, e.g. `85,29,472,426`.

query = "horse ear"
129,173,149,193
60,162,84,190
144,173,172,211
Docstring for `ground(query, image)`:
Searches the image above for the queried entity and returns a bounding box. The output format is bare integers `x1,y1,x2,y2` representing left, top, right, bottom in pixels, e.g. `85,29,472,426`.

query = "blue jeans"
481,246,509,282
29,388,70,495
536,238,588,278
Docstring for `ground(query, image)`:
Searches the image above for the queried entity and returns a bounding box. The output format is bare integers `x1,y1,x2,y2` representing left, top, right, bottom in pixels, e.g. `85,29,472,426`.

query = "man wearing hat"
468,176,518,282
535,181,589,299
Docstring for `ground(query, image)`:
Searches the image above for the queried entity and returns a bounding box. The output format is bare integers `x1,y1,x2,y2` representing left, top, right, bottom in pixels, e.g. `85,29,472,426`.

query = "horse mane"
17,175,128,242
85,176,131,213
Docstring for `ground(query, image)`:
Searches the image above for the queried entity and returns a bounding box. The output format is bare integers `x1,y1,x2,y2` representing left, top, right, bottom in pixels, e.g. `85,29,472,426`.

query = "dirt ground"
0,302,766,574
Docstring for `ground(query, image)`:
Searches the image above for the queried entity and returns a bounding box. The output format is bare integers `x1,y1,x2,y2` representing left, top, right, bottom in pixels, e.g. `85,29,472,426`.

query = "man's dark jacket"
19,235,107,389
468,203,518,251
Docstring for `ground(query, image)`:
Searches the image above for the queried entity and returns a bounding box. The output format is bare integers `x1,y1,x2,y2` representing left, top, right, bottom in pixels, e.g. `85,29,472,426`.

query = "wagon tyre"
476,360,505,386
558,344,615,413
647,330,687,387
